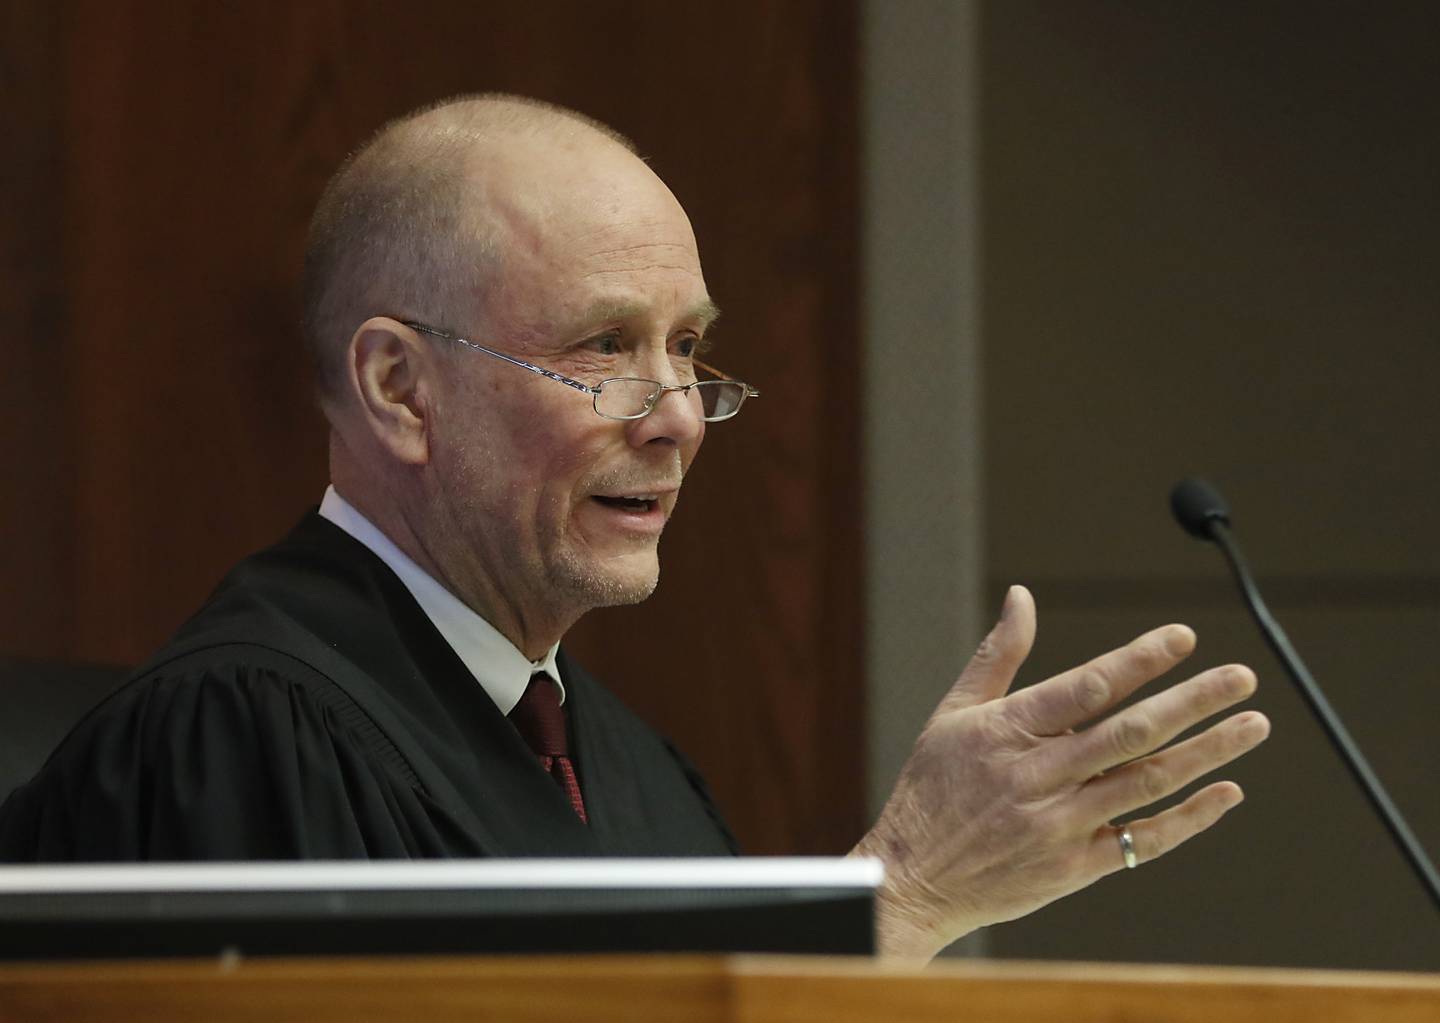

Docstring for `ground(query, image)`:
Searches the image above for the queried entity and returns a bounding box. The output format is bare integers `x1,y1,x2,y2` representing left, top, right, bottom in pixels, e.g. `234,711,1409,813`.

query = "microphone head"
1170,478,1231,539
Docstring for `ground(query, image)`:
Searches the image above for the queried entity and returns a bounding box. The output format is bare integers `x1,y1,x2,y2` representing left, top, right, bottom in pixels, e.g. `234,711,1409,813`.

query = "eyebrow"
572,296,722,334
689,298,722,330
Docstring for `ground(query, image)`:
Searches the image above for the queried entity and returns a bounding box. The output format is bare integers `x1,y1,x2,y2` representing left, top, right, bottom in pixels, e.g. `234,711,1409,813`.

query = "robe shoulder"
0,645,472,862
1,514,741,861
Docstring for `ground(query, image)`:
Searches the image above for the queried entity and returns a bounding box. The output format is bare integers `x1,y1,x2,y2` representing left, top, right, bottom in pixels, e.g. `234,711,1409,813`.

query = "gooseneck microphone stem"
1208,519,1440,914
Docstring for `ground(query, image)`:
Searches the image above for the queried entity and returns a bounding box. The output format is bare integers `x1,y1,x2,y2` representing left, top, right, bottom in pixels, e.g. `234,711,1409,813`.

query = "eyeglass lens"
594,379,748,421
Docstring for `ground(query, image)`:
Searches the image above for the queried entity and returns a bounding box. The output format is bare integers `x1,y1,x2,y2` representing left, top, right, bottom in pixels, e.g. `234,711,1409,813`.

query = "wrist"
851,830,955,963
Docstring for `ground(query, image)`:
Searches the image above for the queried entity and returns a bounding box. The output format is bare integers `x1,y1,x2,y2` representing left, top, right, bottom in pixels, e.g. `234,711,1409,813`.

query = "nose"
626,383,705,450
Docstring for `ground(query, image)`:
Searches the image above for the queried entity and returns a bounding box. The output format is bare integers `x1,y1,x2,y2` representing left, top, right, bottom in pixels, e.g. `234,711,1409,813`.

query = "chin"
550,548,661,609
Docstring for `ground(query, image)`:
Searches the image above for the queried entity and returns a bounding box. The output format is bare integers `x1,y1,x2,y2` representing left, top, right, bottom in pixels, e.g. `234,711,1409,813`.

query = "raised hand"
854,585,1270,961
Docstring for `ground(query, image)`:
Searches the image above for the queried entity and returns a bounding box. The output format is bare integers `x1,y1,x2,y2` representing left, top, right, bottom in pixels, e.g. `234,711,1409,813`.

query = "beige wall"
861,0,984,834
861,0,987,957
977,3,1440,969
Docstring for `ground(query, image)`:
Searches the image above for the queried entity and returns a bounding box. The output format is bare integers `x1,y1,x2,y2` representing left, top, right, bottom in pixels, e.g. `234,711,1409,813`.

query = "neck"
328,481,572,663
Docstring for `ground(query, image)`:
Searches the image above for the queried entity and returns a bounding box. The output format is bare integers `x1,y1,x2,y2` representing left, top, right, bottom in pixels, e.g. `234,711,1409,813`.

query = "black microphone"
1170,477,1440,915
1170,477,1231,540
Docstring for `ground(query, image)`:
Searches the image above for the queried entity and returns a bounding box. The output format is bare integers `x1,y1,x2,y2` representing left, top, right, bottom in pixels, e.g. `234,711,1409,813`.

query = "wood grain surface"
2,955,1438,1023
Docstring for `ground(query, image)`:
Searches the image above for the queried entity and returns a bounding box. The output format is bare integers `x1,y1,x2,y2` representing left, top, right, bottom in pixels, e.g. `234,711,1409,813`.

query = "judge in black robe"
0,512,737,861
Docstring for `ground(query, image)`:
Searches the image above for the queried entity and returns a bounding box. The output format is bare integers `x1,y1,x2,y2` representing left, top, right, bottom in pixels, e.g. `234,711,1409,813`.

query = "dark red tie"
509,673,588,823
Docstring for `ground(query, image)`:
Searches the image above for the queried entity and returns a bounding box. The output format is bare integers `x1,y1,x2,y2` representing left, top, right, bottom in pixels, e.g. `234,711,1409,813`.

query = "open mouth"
591,494,660,513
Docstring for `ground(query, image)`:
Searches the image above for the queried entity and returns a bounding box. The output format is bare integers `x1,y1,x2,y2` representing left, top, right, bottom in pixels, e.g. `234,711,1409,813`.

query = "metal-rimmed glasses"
404,321,760,422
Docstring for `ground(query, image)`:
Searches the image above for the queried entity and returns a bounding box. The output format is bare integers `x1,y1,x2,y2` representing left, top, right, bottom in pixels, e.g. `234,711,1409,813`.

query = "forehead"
460,135,711,337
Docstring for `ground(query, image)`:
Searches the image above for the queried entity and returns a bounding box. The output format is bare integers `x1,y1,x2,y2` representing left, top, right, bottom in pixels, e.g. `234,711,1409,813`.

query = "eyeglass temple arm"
404,321,596,397
694,358,761,397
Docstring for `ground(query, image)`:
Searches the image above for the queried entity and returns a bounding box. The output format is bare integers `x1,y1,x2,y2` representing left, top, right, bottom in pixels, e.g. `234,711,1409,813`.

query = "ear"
345,317,433,466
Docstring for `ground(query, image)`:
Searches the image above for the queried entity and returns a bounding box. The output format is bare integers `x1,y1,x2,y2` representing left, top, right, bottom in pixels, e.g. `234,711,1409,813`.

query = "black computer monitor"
0,858,879,960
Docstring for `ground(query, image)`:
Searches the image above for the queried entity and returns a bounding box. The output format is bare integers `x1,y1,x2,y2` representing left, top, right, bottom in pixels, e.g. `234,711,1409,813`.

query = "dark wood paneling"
0,3,74,652
0,1,862,856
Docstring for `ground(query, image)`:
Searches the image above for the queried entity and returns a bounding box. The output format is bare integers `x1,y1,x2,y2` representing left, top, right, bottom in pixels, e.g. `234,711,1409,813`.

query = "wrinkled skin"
854,585,1269,960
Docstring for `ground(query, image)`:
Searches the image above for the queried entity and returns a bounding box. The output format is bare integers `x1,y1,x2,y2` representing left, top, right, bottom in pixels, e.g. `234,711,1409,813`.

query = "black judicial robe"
0,513,738,862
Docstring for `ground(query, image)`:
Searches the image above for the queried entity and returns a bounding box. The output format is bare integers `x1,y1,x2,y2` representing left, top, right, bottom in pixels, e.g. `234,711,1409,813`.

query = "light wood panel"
2,955,1438,1023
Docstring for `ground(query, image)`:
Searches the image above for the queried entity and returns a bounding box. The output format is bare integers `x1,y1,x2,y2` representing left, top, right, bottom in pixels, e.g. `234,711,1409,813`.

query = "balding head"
307,93,714,655
301,93,636,408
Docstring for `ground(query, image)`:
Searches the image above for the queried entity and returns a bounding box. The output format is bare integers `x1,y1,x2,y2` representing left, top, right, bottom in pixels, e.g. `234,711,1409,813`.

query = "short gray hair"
301,93,635,404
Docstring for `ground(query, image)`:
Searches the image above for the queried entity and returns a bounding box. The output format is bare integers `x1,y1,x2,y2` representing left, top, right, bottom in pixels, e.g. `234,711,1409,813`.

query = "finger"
1059,663,1259,783
1078,709,1270,819
934,585,1037,715
1089,780,1245,875
1005,622,1197,737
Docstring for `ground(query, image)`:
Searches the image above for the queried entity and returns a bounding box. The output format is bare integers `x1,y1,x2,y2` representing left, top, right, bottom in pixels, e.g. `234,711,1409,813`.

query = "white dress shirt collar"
318,485,563,714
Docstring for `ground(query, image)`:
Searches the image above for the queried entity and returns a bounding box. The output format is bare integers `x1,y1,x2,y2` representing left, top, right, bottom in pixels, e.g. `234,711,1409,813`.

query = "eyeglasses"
403,321,760,422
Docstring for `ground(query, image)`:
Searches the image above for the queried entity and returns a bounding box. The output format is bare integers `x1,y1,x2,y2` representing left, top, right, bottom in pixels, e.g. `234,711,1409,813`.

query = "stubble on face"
442,426,683,620
546,495,664,608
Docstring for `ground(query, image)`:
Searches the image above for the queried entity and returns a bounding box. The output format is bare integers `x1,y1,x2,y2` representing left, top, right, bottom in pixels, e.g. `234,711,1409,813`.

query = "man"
0,95,1269,960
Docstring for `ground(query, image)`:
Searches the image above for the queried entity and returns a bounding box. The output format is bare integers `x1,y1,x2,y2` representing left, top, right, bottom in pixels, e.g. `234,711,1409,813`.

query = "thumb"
934,584,1036,715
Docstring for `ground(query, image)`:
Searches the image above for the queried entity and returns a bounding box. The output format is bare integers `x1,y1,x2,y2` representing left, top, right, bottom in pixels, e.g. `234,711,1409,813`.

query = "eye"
585,331,622,356
673,334,706,359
